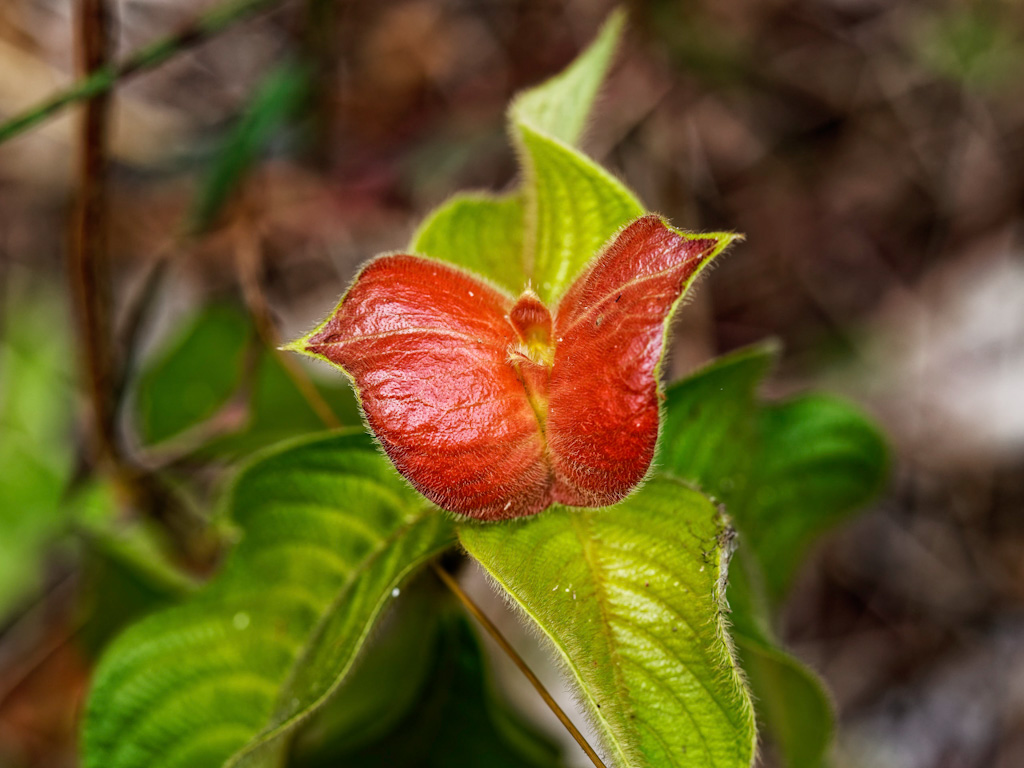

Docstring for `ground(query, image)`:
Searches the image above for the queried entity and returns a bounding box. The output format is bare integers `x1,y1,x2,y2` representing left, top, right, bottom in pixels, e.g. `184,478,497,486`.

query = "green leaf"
658,346,887,767
293,599,563,768
83,431,456,768
745,395,888,598
76,509,195,658
733,631,834,768
189,60,311,235
509,12,643,303
290,576,445,758
460,478,756,768
135,304,358,452
660,347,887,598
136,304,250,445
510,9,625,147
657,342,779,504
724,547,835,768
518,125,643,303
410,192,527,295
0,283,80,619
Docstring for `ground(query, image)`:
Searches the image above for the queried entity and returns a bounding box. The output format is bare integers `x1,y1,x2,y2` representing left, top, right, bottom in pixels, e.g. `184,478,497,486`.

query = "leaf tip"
279,335,313,357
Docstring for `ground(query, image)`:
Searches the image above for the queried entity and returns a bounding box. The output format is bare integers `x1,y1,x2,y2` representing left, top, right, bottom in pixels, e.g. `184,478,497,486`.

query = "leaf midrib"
567,512,639,768
224,503,449,766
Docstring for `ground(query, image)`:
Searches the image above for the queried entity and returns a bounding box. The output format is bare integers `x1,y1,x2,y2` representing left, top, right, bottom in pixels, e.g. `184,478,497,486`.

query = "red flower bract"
299,215,727,520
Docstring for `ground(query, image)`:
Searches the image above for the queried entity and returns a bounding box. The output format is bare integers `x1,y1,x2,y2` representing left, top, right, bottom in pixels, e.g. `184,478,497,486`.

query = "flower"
291,214,734,520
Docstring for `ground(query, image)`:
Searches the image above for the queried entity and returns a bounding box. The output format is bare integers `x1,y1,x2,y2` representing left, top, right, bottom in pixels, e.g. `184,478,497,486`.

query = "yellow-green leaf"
460,479,756,768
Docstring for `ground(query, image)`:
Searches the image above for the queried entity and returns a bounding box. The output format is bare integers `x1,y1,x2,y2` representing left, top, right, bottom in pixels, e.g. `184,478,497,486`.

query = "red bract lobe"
300,215,728,520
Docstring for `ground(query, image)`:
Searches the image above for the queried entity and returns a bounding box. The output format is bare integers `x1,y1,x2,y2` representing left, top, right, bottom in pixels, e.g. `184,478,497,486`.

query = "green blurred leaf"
725,547,835,768
190,60,311,234
200,350,359,458
745,395,888,598
510,11,644,304
136,304,358,452
410,192,526,295
0,284,79,618
83,431,456,768
460,479,756,768
733,631,834,768
136,304,250,445
294,596,563,768
917,5,1024,91
77,509,195,658
661,347,887,598
657,342,779,504
290,576,444,758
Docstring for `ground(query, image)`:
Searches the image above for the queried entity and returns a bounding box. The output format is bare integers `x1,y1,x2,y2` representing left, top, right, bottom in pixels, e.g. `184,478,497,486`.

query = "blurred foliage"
0,284,76,620
189,60,312,235
135,303,358,455
136,304,250,445
917,3,1024,90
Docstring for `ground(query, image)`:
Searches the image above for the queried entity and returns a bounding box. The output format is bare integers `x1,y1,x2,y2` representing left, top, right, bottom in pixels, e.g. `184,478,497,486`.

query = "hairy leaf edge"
459,495,758,768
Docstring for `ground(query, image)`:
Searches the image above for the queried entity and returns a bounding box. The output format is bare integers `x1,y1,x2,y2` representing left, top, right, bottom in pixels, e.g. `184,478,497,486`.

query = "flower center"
507,290,554,436
508,290,554,367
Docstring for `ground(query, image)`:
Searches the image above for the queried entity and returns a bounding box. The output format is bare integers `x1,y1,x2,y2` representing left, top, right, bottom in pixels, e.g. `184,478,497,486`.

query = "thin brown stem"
71,0,117,470
431,563,609,768
232,211,342,429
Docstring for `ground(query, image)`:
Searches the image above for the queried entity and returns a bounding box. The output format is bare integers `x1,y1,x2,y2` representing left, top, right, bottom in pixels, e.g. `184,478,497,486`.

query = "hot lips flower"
289,214,736,520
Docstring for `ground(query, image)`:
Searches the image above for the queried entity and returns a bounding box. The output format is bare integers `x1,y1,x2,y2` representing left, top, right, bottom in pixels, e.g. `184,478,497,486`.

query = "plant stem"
70,0,117,470
431,564,609,768
233,205,342,429
0,0,283,146
68,0,217,571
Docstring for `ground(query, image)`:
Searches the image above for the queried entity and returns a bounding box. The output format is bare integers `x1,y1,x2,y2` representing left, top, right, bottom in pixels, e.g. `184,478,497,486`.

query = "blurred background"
1,0,1023,766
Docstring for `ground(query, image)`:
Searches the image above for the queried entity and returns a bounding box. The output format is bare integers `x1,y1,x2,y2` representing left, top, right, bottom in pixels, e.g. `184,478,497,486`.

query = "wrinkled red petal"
300,216,726,520
547,215,720,507
303,255,551,519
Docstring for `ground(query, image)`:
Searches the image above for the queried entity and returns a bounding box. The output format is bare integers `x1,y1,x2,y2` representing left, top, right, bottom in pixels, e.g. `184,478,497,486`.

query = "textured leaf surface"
518,124,643,304
511,9,624,149
294,605,563,767
460,478,757,768
83,431,456,768
295,255,547,519
547,217,734,506
509,9,645,304
410,192,526,295
296,217,730,519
